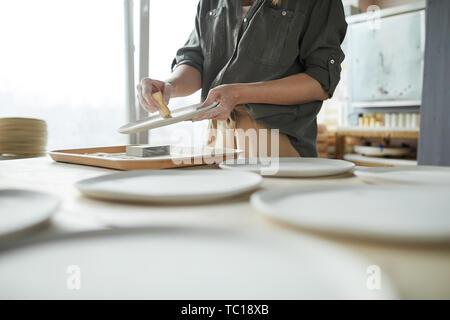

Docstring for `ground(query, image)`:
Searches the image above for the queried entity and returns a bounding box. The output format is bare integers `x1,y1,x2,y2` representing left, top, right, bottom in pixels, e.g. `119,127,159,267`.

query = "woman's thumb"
202,89,218,108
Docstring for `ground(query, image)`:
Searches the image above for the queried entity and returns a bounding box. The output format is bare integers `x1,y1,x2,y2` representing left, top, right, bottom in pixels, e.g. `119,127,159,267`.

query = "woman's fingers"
137,78,171,113
194,87,230,121
138,89,156,113
141,84,153,105
192,107,223,121
137,83,151,111
142,84,161,113
192,89,220,121
193,84,239,121
163,82,173,105
192,111,211,122
200,89,219,108
137,93,154,113
137,84,151,111
212,112,230,120
149,79,165,93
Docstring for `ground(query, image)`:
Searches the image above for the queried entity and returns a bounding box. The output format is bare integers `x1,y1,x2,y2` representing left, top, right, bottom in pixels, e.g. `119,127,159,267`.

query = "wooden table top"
1,156,449,299
336,127,420,139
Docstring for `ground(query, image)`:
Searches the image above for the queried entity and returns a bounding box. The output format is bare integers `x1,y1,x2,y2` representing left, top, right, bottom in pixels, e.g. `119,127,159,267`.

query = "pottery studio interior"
0,0,450,302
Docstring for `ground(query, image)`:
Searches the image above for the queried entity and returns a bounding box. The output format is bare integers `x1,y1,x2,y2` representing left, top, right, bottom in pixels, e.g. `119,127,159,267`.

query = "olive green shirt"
172,0,347,157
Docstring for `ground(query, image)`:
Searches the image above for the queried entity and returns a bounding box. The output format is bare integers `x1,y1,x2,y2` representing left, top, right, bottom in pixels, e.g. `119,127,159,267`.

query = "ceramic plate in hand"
251,184,450,243
0,226,397,299
354,166,450,186
0,189,60,236
219,158,355,177
118,102,219,134
76,169,262,203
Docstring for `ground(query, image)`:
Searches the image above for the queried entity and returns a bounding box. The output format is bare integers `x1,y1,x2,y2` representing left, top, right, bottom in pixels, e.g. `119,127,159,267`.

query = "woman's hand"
193,84,244,121
137,78,173,113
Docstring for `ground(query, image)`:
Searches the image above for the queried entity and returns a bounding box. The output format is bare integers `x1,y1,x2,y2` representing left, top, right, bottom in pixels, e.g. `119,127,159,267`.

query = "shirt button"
282,10,287,16
330,59,335,64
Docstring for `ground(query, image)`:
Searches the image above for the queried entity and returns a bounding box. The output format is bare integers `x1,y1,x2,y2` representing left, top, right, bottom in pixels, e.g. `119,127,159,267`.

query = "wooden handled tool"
151,90,172,118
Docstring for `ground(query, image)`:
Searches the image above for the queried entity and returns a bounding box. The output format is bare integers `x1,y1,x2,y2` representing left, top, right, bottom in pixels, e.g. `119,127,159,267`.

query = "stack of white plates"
0,118,47,159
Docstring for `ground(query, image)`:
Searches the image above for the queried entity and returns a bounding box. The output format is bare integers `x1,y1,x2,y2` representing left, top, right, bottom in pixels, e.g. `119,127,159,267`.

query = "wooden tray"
49,145,241,170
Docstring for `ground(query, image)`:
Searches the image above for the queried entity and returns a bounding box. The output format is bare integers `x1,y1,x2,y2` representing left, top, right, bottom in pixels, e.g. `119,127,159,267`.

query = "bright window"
0,0,205,150
147,0,206,147
0,0,127,150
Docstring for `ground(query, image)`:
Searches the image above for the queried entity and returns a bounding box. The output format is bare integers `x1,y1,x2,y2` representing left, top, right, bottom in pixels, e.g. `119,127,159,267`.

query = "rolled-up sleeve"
171,2,204,75
300,0,348,97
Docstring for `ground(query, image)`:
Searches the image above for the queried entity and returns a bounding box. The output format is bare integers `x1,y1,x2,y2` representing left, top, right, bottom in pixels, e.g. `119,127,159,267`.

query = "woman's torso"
174,0,347,157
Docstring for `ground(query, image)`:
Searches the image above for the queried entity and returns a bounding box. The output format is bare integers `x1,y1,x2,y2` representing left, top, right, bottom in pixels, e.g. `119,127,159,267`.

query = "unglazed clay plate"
0,189,60,236
251,184,450,243
220,158,355,177
76,170,262,203
118,102,219,134
0,226,397,299
354,166,450,186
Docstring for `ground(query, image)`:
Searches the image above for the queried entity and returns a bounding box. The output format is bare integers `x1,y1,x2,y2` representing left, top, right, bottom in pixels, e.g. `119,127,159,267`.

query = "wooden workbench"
0,156,449,299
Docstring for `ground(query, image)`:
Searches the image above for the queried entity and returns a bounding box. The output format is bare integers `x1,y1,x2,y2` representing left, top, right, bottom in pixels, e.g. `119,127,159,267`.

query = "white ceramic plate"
76,169,262,203
251,184,450,243
0,226,397,299
219,158,355,177
118,102,219,134
354,145,412,157
354,166,450,185
0,189,60,236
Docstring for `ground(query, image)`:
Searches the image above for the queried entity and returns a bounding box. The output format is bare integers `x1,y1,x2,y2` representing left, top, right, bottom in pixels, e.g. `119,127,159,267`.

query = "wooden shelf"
335,127,419,159
337,127,419,139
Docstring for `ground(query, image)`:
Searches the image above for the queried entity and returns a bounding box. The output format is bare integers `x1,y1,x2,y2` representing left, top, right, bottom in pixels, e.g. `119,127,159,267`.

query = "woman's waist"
234,104,248,115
